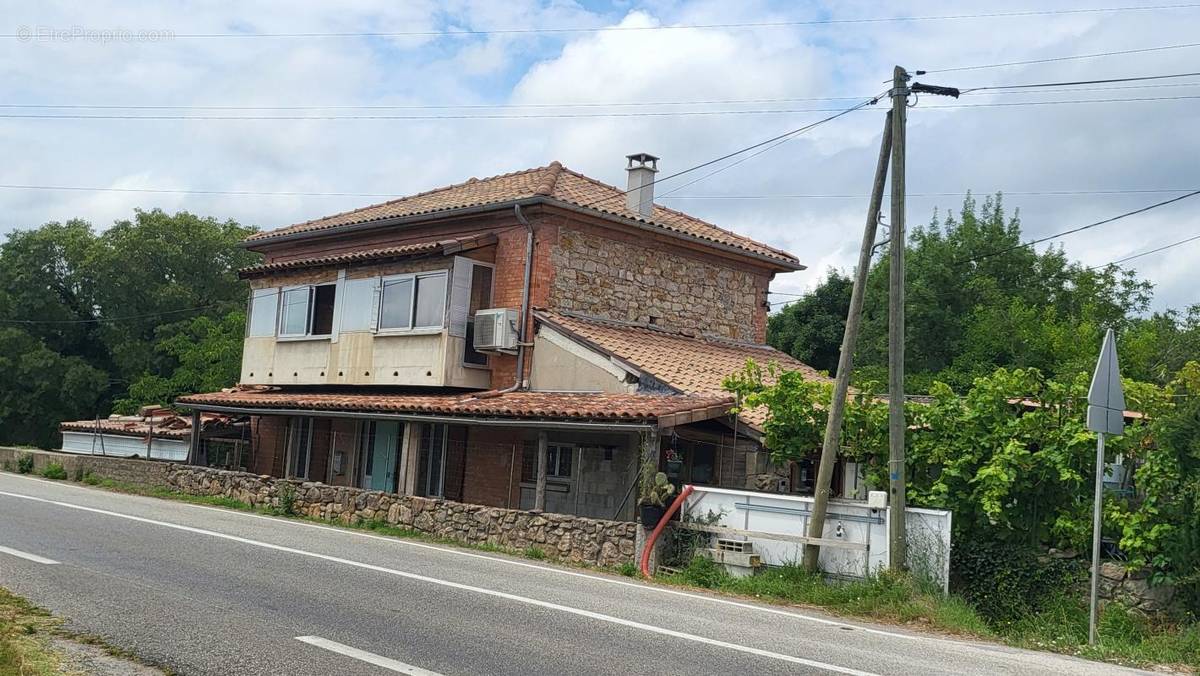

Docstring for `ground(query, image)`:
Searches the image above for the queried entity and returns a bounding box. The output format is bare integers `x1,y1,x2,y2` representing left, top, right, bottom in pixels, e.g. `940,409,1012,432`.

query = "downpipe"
639,484,694,578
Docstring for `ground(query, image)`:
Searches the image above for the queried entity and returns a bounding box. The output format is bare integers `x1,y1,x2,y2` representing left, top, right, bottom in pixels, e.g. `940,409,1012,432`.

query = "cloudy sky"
2,1,1198,311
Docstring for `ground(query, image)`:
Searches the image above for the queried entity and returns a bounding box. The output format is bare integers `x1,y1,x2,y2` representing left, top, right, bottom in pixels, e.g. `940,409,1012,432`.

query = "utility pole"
887,65,910,570
803,110,893,572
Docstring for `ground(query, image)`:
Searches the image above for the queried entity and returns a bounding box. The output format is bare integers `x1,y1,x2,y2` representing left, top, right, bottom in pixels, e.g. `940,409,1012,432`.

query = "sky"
2,1,1198,312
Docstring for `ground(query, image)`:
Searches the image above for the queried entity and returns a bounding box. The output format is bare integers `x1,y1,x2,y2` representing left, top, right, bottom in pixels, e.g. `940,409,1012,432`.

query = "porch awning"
175,388,734,430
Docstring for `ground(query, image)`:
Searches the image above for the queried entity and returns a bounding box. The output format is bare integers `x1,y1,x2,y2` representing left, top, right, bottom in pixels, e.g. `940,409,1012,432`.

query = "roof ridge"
250,164,556,241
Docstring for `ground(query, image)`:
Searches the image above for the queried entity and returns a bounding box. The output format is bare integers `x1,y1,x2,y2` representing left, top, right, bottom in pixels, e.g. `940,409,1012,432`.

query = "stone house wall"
548,222,769,343
1098,562,1178,615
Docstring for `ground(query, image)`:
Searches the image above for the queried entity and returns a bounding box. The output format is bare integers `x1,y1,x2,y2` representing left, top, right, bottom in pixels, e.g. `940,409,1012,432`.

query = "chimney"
625,152,659,217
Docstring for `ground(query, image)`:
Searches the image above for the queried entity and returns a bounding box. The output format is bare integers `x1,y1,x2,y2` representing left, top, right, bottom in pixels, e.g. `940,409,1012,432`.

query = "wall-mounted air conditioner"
473,308,520,353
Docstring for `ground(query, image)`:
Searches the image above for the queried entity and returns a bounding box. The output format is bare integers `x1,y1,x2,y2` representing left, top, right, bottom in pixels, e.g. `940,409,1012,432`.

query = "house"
177,154,847,521
59,407,246,465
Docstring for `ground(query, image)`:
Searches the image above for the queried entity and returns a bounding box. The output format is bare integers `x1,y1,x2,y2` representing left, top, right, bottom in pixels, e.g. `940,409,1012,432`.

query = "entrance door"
362,421,401,492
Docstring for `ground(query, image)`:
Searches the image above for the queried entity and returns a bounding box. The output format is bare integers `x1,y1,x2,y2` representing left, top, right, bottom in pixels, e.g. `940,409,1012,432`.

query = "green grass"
0,586,60,675
662,555,1200,670
39,463,67,480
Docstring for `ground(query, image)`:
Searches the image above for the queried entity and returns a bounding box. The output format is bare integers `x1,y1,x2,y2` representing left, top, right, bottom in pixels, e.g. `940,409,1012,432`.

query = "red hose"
640,484,694,578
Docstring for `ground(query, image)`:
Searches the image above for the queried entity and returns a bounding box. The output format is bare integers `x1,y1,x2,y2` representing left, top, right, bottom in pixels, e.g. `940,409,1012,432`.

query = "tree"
768,194,1159,391
0,209,258,447
766,270,851,375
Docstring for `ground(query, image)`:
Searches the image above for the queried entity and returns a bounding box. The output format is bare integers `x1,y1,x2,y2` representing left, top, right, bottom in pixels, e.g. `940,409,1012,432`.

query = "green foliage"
768,194,1177,392
0,210,258,448
766,269,851,374
638,468,675,508
524,546,547,560
617,561,639,577
951,537,1085,625
40,463,67,480
273,483,297,516
114,310,246,413
16,454,33,474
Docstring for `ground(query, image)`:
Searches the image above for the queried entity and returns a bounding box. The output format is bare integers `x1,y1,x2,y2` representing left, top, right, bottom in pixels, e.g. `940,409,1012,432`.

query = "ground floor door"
362,421,402,493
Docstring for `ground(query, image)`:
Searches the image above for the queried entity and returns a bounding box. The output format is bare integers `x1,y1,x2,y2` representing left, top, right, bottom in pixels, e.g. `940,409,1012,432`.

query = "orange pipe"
640,484,694,578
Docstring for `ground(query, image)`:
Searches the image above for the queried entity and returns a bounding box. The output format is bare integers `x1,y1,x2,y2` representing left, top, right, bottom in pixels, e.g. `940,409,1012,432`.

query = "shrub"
951,536,1084,625
40,463,67,480
524,547,547,560
16,454,33,474
677,555,729,589
274,483,297,516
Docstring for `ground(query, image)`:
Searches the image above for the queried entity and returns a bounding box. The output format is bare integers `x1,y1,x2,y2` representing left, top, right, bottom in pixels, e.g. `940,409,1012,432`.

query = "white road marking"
0,487,876,676
0,472,912,640
296,636,444,675
0,544,58,565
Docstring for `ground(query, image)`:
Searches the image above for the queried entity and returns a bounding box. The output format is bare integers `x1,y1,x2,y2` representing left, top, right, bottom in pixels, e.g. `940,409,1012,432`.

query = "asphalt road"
0,472,1147,676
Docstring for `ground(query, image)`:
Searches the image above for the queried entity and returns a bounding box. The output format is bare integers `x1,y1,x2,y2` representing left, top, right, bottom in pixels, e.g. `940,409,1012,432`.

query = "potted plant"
638,463,676,528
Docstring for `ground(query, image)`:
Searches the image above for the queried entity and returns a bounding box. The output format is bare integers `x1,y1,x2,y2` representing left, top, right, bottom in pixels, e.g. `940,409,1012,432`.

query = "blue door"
366,421,401,492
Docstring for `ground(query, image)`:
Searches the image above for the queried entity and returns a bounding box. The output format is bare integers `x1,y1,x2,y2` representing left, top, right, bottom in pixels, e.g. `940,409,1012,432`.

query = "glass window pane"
248,289,277,337
279,288,310,335
379,278,413,330
414,273,447,328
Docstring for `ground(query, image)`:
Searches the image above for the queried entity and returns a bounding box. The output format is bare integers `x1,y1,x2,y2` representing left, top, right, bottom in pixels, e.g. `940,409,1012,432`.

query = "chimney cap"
626,153,659,170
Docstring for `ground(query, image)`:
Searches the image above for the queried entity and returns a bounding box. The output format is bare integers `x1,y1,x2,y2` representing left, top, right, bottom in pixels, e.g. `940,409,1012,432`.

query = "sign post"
1086,328,1125,645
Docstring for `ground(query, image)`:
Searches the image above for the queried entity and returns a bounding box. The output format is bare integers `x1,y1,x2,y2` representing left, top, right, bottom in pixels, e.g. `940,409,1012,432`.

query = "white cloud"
0,0,1196,311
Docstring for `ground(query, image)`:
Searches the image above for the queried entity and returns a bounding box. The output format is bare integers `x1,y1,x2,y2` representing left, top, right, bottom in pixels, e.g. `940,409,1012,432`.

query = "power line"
2,94,1193,120
1094,232,1200,268
576,92,888,211
960,70,1200,92
4,74,1197,112
925,41,1200,73
0,304,225,325
8,5,1198,39
662,188,1200,200
955,190,1200,265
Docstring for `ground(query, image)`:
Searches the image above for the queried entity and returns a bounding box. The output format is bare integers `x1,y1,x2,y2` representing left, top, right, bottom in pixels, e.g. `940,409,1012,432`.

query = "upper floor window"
279,284,337,337
379,271,447,331
463,263,494,366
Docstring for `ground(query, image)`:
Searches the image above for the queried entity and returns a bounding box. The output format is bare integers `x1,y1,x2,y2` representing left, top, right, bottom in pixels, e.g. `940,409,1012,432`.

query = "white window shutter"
447,257,472,338
368,278,382,332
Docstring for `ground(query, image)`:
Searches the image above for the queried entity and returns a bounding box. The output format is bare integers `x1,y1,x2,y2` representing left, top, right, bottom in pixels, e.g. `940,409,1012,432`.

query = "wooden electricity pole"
887,65,910,570
803,110,894,572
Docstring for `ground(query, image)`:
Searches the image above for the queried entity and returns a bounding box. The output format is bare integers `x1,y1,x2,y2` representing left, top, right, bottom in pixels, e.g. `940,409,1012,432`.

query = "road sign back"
1087,328,1125,436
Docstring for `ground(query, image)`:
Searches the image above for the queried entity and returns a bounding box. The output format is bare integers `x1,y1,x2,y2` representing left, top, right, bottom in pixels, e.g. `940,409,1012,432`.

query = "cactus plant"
639,469,676,508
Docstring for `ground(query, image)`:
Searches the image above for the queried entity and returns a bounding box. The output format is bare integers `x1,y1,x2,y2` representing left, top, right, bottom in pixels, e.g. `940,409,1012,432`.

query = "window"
278,284,337,338
522,442,574,481
247,288,278,337
463,264,494,366
379,271,447,331
287,417,313,479
416,423,446,498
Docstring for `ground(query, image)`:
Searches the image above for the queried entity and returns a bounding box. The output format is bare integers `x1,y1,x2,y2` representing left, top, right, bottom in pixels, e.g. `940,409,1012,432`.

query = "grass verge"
0,587,61,676
662,555,1200,671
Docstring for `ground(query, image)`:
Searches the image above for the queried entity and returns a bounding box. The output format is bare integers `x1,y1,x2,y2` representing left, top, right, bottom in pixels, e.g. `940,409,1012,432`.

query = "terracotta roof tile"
177,389,733,424
535,310,830,430
245,162,800,269
60,413,241,440
238,233,495,278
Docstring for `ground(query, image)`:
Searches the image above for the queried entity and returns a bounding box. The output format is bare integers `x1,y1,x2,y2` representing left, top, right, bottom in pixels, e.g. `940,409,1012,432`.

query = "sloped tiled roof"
60,412,241,440
177,388,733,426
238,233,495,279
246,162,800,269
535,310,830,430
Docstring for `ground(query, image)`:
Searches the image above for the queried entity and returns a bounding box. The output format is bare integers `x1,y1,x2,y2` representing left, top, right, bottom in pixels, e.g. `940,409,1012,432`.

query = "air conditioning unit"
473,308,520,353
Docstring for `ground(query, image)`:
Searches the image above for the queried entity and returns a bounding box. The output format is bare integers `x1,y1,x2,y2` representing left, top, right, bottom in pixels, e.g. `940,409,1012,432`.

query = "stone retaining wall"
1098,562,1177,614
0,447,169,487
166,466,637,567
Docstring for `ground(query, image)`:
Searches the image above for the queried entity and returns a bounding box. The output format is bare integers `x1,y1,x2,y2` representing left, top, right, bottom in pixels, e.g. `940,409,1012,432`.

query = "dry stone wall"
549,226,765,342
166,465,636,567
0,447,169,487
